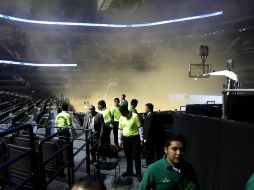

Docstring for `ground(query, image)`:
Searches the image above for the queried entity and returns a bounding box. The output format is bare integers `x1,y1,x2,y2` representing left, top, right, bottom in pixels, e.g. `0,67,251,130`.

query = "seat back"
14,137,31,148
42,141,58,172
97,144,118,159
7,144,33,189
96,144,120,187
14,137,39,151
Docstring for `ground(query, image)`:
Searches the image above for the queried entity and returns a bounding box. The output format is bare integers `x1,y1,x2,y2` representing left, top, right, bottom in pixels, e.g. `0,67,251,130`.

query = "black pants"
112,121,119,147
101,122,119,147
123,135,141,175
145,141,164,165
100,124,111,145
87,130,99,161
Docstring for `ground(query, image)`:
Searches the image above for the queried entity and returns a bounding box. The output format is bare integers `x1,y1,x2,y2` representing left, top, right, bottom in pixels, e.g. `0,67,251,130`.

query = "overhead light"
0,60,77,67
0,11,223,28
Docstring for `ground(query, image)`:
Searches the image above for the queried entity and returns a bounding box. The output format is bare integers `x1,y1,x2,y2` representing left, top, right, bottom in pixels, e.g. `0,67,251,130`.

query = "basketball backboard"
189,63,211,78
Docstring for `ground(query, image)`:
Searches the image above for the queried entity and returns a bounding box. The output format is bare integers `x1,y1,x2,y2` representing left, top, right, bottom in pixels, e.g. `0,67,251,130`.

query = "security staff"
55,102,72,130
110,98,121,148
97,100,113,145
119,104,142,181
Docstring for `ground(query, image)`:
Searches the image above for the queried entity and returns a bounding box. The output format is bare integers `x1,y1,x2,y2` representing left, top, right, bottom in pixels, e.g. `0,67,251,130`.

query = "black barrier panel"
186,104,222,118
173,113,222,190
173,113,254,190
227,95,254,123
219,120,254,190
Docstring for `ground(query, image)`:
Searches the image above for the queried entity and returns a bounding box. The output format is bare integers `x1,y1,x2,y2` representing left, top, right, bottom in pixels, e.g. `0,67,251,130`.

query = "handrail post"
66,130,72,187
28,124,38,190
38,143,46,190
85,130,91,175
222,90,226,119
70,131,76,184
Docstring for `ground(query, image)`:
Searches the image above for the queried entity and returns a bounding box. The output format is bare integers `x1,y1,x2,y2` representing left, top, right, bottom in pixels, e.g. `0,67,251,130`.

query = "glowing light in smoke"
0,60,77,67
0,11,223,28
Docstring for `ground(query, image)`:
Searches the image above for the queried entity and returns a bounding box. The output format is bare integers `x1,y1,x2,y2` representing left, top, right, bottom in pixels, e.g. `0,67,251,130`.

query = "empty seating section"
0,93,93,189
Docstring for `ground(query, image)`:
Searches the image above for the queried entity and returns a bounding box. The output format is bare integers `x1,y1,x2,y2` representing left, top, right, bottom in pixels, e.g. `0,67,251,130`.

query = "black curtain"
173,113,254,190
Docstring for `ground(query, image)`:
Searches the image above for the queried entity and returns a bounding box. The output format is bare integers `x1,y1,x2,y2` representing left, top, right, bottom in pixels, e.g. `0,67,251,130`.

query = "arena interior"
0,0,254,189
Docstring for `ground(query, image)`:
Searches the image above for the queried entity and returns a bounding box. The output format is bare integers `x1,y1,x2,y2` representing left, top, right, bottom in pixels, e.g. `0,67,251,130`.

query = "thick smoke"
0,0,252,112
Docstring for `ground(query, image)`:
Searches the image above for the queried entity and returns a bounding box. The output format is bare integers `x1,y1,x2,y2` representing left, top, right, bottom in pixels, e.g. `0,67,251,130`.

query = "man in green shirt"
110,98,121,148
97,100,113,145
55,102,72,130
119,104,142,181
129,98,139,114
246,173,254,190
139,135,199,190
129,98,145,154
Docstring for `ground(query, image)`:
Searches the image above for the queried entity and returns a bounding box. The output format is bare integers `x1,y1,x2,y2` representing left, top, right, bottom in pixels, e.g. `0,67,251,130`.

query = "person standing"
55,102,72,131
120,94,128,107
55,102,72,177
83,105,104,162
139,135,199,190
143,103,156,167
129,99,138,114
119,105,142,181
97,100,113,145
110,98,121,148
129,99,144,149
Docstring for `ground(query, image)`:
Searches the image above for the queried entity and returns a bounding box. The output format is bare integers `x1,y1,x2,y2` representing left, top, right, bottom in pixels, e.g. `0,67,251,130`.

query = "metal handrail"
70,129,94,181
38,128,71,190
0,149,31,170
0,124,36,190
222,89,254,92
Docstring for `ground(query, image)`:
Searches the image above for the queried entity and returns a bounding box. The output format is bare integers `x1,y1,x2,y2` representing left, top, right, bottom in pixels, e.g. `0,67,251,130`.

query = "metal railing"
1,125,99,189
0,124,37,190
68,128,98,182
38,128,72,190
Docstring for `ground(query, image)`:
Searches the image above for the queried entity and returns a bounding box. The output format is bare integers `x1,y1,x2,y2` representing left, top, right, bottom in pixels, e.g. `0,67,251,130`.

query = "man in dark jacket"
83,105,104,162
143,103,161,167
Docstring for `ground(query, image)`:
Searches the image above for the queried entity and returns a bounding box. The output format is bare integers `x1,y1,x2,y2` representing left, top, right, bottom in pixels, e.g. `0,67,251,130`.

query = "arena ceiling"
0,0,254,98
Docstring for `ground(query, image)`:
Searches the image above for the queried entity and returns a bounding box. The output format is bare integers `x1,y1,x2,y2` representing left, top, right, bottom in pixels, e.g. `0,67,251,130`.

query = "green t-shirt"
119,112,141,137
111,105,121,122
98,108,112,123
130,107,138,114
139,155,199,190
55,111,72,129
246,173,254,190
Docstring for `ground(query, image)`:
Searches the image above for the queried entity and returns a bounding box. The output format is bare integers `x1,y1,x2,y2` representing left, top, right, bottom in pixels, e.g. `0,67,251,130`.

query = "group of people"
56,96,254,190
56,94,200,189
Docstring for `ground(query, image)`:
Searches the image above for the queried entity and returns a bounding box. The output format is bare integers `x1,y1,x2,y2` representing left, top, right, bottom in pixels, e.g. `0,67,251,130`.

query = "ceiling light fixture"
0,60,77,67
0,11,223,28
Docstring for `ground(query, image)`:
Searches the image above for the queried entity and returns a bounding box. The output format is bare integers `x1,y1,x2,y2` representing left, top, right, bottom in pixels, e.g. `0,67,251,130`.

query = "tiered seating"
0,95,90,189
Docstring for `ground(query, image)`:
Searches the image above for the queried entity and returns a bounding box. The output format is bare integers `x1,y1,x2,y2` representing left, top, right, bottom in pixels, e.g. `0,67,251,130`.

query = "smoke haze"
0,0,253,112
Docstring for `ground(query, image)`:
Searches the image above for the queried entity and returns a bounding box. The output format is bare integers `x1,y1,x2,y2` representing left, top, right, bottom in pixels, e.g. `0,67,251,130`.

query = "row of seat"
0,131,68,189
